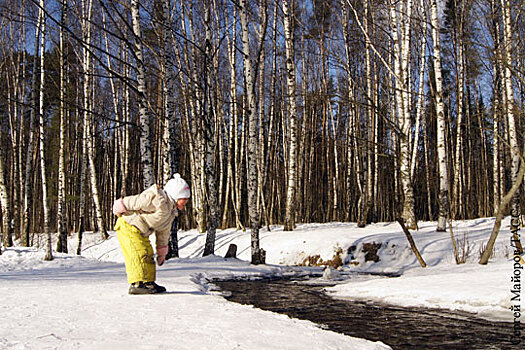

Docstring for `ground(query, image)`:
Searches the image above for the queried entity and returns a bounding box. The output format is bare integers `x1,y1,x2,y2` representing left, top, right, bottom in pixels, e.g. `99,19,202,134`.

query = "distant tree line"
0,0,523,261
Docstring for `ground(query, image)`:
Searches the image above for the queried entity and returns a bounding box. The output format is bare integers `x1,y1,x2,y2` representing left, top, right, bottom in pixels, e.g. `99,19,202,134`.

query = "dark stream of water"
214,278,516,350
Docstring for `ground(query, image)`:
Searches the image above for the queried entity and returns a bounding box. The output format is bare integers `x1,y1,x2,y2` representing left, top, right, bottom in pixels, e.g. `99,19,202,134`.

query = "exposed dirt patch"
362,242,382,262
299,247,344,269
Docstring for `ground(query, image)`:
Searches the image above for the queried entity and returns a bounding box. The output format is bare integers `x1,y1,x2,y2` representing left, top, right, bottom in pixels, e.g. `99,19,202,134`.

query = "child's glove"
156,245,169,266
112,198,127,216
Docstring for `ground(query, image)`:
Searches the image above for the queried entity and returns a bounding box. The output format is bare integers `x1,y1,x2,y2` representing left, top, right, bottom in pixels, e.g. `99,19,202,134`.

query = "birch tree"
240,0,263,263
202,7,219,257
283,0,298,231
451,0,467,219
391,0,417,229
131,0,155,188
0,150,12,251
431,0,450,232
56,0,68,253
491,0,502,215
499,0,522,250
36,0,52,261
22,1,41,247
160,0,180,257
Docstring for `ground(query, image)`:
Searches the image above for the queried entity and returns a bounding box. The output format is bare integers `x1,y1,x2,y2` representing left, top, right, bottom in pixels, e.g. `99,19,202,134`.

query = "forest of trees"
0,0,523,261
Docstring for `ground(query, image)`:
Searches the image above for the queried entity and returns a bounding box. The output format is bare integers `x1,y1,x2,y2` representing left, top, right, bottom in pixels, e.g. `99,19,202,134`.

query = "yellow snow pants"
114,217,155,284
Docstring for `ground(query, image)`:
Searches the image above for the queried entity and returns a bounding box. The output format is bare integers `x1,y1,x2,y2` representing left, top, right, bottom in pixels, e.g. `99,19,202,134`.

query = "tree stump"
225,244,237,259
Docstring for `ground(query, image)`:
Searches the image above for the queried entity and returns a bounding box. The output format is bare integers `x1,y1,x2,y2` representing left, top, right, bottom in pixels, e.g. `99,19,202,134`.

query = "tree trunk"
161,0,180,257
283,0,298,231
77,87,88,256
257,0,269,228
480,147,525,264
202,8,218,257
131,0,155,188
431,0,450,232
411,4,427,182
500,0,522,252
492,10,502,215
391,0,417,230
364,0,374,222
23,4,41,247
36,1,52,261
452,19,466,219
240,0,263,263
56,0,68,253
0,149,13,252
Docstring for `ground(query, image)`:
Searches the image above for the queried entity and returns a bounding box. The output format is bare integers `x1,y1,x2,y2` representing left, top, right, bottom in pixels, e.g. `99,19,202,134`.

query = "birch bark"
0,149,12,252
202,8,219,257
283,0,298,231
452,4,466,218
492,6,502,214
500,0,523,252
57,0,68,253
131,0,155,188
391,0,417,229
411,2,427,181
36,0,53,261
240,0,262,263
23,3,41,247
431,0,450,232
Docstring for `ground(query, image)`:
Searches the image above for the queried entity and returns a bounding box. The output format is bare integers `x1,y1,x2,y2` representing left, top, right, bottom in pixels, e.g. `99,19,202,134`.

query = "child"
112,173,190,294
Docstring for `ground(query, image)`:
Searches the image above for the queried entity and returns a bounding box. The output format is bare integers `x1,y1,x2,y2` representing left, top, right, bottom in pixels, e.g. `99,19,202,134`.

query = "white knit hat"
164,173,191,201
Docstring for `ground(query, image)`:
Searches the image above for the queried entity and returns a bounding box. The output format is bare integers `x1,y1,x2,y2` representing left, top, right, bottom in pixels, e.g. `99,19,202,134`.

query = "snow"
1,216,521,349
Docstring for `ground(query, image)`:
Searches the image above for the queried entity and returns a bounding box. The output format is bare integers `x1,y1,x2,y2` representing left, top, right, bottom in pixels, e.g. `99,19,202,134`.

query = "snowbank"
1,239,390,349
1,216,520,349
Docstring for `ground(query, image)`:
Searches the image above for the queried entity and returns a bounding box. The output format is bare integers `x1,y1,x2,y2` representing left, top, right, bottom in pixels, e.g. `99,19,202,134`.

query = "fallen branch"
396,218,427,268
479,147,525,264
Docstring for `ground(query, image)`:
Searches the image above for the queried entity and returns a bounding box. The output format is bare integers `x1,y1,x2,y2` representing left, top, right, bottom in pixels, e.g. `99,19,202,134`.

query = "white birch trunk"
131,0,155,188
452,33,465,218
492,22,501,214
431,0,450,232
257,0,269,227
24,5,42,247
500,0,521,243
102,11,123,200
57,0,68,253
391,0,417,229
411,4,427,181
0,149,12,252
162,0,178,183
283,0,298,231
240,0,262,263
122,45,131,195
36,1,52,261
202,8,219,257
364,0,373,220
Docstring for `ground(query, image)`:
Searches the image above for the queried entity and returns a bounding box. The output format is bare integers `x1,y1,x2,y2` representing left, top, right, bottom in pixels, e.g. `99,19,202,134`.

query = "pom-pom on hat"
164,173,191,201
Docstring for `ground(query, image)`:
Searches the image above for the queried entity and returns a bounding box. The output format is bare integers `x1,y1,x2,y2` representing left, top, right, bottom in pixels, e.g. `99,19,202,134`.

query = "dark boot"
129,281,166,295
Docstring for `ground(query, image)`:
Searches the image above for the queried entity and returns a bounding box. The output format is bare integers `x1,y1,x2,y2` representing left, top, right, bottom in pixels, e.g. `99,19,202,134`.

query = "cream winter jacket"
121,184,178,247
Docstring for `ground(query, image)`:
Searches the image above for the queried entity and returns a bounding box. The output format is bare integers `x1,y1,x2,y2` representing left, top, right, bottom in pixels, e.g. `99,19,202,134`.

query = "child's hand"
112,198,127,216
156,245,168,266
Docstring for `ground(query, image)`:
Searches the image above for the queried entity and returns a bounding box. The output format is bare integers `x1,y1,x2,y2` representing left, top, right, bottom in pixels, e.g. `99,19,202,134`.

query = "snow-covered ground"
1,216,521,349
